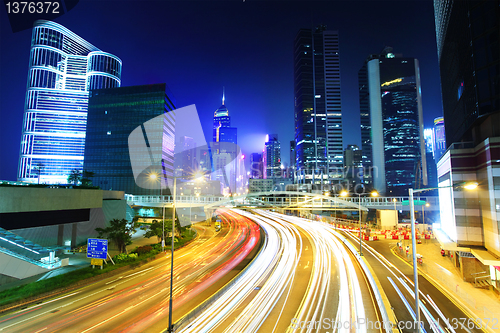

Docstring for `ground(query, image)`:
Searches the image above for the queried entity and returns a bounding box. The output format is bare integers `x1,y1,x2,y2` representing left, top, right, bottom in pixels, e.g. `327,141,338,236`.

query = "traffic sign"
91,258,103,266
401,199,426,206
87,238,108,259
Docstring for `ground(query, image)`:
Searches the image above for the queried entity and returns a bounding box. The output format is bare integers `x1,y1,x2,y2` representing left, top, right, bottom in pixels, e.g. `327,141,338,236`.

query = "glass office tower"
359,47,426,195
294,26,343,186
264,134,281,179
213,93,237,145
18,20,121,184
434,0,500,265
84,84,176,195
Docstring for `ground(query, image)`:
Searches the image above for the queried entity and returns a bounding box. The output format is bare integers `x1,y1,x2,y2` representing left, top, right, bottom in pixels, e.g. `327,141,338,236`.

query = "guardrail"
327,225,394,333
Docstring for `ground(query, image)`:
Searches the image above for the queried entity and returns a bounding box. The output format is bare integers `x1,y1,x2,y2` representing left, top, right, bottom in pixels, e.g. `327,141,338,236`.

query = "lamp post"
393,198,398,225
342,188,377,256
340,190,348,226
409,181,478,332
168,176,176,333
151,170,207,333
422,202,430,224
357,190,378,256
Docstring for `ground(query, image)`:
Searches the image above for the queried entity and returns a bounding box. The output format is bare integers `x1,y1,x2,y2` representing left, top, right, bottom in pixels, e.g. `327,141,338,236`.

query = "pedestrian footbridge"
125,191,439,211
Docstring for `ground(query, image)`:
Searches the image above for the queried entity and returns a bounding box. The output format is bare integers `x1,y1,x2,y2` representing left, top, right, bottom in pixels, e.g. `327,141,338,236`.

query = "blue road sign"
87,238,108,259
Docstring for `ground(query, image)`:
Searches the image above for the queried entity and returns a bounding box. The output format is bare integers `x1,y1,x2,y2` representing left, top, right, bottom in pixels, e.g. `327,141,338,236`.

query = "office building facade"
433,117,446,164
83,84,176,195
294,26,343,186
210,93,239,193
434,0,500,281
343,145,362,189
213,92,237,145
359,47,426,195
18,20,121,184
250,153,263,179
264,134,281,179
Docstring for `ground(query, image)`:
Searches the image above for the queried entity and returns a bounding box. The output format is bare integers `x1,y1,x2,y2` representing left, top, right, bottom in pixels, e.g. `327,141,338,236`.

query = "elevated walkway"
0,227,68,281
125,192,439,211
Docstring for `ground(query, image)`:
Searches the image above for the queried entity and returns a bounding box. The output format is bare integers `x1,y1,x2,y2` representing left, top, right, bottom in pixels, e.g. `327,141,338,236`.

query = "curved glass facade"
18,20,122,184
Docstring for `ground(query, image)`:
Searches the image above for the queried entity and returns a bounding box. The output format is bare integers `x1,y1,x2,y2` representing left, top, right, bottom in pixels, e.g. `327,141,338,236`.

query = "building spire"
222,86,225,105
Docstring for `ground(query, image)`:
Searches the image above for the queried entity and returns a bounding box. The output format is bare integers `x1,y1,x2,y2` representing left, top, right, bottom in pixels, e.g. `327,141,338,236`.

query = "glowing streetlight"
463,182,478,190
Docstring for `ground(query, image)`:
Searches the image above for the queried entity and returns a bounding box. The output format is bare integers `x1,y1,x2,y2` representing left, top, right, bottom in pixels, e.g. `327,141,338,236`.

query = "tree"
67,169,82,185
81,170,95,186
96,219,135,253
144,219,166,243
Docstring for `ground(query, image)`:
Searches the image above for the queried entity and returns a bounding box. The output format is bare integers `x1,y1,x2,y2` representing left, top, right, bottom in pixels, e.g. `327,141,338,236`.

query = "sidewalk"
393,238,500,321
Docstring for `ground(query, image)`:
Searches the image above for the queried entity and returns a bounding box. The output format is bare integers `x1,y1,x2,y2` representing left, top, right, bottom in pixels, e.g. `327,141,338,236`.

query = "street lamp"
422,202,430,224
166,170,206,333
393,198,398,224
347,188,377,256
409,181,478,332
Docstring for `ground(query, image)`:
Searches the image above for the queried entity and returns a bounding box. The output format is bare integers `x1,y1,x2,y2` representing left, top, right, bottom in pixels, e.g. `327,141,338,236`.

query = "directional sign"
401,200,426,206
87,238,108,259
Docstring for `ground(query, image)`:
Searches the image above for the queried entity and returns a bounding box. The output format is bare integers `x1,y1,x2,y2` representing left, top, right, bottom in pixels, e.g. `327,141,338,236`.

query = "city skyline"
0,1,442,182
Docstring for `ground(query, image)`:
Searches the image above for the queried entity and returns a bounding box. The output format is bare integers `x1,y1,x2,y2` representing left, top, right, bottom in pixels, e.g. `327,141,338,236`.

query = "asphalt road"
179,210,379,333
340,230,485,333
0,211,261,333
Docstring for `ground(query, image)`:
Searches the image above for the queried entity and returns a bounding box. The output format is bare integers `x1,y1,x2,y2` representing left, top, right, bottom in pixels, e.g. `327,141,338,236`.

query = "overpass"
125,191,439,211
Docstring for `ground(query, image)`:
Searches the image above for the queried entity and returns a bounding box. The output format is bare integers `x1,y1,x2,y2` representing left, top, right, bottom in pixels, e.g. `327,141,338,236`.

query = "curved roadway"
0,211,260,333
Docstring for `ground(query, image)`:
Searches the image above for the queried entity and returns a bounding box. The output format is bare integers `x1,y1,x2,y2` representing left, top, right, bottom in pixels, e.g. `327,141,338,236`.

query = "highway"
0,210,260,333
2,208,475,333
177,210,381,333
340,229,485,333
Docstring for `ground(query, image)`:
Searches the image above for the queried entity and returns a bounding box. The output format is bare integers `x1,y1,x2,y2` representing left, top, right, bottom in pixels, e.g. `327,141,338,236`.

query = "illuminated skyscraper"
432,117,446,163
250,153,263,179
359,47,426,195
294,26,343,186
434,0,500,262
210,91,239,193
264,134,281,179
18,20,121,184
213,90,237,145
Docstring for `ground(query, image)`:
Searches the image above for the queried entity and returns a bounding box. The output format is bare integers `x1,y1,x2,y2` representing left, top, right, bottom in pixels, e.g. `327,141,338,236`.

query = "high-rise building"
264,134,281,179
423,129,438,190
18,20,121,184
343,145,362,189
434,0,500,273
177,136,196,177
358,47,426,195
213,91,237,145
210,91,239,193
250,153,263,179
294,26,343,186
83,84,176,195
432,117,446,163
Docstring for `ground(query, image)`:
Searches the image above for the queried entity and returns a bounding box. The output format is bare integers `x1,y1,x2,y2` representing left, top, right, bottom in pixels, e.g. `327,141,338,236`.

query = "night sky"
0,0,442,181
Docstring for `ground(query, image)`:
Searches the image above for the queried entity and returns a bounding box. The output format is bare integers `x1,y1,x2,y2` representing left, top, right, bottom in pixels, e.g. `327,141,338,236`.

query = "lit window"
107,131,111,135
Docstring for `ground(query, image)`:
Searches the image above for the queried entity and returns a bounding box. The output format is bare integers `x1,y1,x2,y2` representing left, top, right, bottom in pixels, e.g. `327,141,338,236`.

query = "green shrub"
113,253,138,262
